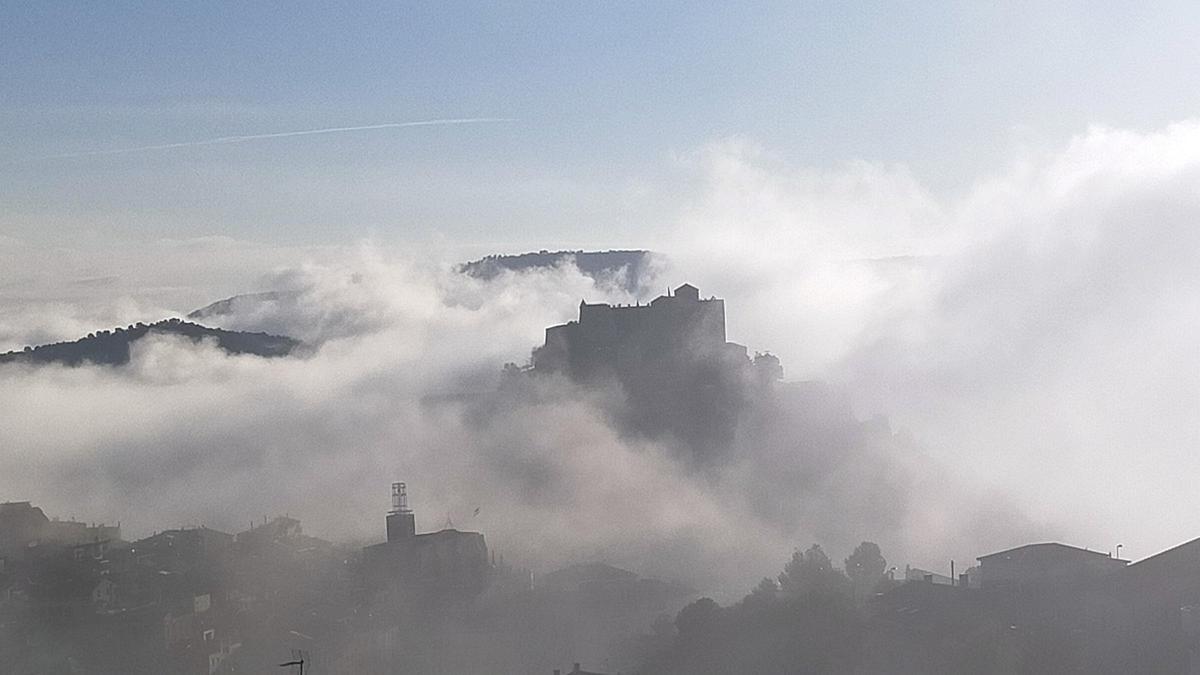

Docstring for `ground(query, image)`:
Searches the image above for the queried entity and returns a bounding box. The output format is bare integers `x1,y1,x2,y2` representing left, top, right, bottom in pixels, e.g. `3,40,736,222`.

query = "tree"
742,577,779,611
779,544,849,598
844,541,887,602
675,597,722,640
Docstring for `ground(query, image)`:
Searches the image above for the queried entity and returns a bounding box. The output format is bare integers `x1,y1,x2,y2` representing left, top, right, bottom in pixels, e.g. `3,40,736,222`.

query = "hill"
0,319,299,367
186,250,657,326
459,249,653,291
187,291,297,321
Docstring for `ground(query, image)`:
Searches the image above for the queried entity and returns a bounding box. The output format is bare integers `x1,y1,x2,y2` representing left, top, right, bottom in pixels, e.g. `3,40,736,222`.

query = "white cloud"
661,121,1200,561
2,118,1196,594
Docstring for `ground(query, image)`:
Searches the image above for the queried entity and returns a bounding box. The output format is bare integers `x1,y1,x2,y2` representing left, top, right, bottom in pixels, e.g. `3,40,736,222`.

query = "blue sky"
3,1,1200,247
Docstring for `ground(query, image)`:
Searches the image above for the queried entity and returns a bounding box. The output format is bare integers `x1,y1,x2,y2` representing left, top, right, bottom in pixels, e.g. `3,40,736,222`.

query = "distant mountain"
0,319,299,367
459,249,654,291
187,250,657,326
187,291,299,321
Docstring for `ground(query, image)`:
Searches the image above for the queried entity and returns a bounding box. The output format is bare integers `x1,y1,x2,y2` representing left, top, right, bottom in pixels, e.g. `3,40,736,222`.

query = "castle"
533,284,757,463
534,283,747,378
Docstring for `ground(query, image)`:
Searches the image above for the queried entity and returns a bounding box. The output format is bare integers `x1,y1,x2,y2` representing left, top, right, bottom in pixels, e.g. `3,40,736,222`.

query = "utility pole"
280,648,307,675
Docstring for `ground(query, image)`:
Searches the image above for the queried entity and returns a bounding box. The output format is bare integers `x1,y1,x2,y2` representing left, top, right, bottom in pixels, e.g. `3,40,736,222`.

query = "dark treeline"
0,318,298,367
460,249,654,293
639,541,892,675
639,538,1200,675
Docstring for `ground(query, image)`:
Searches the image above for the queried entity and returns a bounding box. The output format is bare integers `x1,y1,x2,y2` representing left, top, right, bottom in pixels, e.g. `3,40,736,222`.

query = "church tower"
385,481,416,543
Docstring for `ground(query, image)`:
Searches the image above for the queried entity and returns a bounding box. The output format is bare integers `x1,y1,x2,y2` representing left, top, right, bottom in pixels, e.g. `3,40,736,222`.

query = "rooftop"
977,542,1126,562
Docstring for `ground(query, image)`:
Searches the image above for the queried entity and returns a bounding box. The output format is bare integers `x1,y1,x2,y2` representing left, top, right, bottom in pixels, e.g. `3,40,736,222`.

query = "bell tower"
385,481,416,543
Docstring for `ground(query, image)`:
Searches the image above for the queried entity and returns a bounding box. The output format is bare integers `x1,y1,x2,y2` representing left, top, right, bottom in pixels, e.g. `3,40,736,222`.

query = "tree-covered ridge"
187,250,656,323
459,249,654,291
0,318,299,367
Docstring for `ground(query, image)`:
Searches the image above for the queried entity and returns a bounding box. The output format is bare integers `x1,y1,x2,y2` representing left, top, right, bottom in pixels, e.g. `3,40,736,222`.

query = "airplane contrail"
22,117,517,161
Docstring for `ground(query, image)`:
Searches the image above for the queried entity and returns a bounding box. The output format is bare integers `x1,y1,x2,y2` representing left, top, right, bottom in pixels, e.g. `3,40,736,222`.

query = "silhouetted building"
533,284,754,462
128,527,233,574
976,542,1127,591
0,501,122,563
385,482,416,544
1075,537,1200,673
363,482,489,595
903,565,956,586
235,516,302,546
534,283,742,376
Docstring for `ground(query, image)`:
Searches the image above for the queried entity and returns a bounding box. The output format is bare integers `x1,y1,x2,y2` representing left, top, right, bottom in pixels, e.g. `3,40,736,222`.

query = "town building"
0,501,121,563
1077,537,1200,672
362,482,490,596
976,542,1128,591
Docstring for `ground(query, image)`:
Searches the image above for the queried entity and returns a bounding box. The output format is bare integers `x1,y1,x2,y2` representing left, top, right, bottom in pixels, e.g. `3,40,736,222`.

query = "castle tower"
674,283,700,302
386,481,416,543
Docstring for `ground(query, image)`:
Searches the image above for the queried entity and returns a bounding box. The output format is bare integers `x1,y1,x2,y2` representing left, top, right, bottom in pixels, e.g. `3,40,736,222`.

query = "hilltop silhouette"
459,249,653,291
186,250,656,324
187,290,298,321
0,318,298,367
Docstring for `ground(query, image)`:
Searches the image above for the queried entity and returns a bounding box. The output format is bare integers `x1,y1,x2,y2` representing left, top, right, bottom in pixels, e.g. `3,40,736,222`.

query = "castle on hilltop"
533,283,747,378
532,284,769,463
